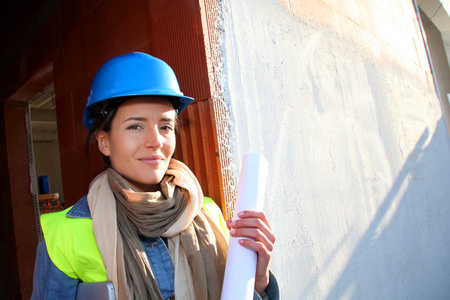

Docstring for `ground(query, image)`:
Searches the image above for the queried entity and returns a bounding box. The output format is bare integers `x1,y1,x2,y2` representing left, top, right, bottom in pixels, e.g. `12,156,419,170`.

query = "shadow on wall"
323,117,450,299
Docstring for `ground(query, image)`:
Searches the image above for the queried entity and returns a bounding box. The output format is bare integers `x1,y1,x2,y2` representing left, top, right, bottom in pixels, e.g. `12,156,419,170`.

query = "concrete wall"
423,11,450,133
216,0,450,298
419,0,450,70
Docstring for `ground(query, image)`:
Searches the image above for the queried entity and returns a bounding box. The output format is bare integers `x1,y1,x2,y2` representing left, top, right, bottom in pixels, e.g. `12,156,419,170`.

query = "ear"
96,130,111,156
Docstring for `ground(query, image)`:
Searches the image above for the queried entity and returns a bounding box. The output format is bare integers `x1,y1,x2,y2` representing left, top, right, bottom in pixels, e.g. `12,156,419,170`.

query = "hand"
226,210,276,295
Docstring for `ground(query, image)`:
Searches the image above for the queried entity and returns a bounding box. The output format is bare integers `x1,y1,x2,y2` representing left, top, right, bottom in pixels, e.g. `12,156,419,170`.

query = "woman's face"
96,97,176,192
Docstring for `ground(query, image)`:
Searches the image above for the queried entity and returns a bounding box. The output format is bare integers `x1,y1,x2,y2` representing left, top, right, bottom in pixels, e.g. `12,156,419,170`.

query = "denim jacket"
31,196,279,300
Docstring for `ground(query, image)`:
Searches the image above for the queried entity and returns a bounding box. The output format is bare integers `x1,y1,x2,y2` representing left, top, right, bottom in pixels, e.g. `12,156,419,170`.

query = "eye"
160,124,174,132
126,124,144,131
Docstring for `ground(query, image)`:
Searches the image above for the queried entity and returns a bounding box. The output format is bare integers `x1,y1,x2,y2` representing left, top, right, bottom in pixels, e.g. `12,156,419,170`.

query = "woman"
32,52,278,299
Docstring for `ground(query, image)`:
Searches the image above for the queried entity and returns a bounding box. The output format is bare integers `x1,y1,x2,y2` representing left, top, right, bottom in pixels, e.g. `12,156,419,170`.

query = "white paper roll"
220,152,268,300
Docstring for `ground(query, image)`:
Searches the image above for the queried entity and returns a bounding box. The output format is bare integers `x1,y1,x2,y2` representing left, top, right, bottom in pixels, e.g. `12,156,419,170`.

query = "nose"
144,127,163,149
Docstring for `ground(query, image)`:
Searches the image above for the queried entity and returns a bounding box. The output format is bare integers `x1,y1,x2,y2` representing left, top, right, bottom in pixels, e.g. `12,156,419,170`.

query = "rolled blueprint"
220,152,268,300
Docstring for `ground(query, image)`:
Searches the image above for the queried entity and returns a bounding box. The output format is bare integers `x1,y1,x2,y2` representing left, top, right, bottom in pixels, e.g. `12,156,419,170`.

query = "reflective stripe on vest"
41,197,227,281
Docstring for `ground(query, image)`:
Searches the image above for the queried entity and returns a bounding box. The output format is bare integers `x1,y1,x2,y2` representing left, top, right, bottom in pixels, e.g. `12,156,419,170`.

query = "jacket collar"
66,195,92,219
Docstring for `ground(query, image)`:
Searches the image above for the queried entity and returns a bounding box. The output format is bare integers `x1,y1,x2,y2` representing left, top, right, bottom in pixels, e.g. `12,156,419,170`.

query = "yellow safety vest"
41,197,227,282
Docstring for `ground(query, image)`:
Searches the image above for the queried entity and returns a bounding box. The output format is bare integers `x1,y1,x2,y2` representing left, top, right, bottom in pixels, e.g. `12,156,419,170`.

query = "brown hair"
84,98,123,167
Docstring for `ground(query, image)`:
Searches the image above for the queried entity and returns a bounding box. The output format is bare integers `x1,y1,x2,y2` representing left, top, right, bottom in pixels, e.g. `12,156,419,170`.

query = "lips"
139,155,164,165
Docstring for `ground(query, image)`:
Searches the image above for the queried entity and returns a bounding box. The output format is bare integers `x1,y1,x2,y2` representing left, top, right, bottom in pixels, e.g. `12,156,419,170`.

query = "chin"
143,173,166,186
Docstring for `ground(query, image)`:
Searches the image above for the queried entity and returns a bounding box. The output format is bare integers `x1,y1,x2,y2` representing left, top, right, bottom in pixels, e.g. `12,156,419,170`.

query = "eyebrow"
123,117,146,123
123,117,175,123
160,117,175,123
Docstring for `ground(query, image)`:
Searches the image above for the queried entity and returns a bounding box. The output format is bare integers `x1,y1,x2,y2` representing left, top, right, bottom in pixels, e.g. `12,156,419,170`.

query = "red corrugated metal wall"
54,0,224,209
0,0,223,298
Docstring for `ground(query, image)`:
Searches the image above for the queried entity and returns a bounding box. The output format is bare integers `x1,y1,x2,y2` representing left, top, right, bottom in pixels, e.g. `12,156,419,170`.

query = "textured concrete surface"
216,0,450,298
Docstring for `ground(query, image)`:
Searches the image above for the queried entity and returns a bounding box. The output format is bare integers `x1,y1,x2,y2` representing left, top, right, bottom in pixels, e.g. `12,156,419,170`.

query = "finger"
230,228,274,252
237,210,273,230
237,238,272,262
226,219,232,230
230,217,276,244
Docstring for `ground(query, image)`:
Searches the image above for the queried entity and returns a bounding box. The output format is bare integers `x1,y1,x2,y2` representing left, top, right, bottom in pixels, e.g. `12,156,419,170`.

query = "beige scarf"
87,159,228,299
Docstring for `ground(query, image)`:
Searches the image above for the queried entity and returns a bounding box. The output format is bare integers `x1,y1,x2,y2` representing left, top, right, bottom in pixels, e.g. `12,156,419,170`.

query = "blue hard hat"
83,52,194,129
